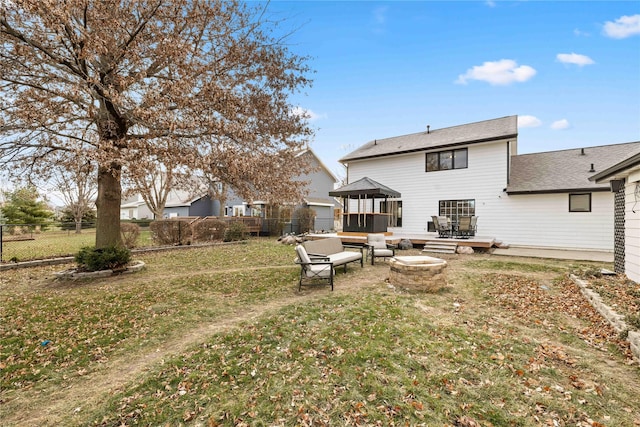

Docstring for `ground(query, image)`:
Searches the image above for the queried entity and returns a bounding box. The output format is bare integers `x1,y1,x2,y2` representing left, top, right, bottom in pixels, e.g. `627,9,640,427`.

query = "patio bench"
302,237,364,272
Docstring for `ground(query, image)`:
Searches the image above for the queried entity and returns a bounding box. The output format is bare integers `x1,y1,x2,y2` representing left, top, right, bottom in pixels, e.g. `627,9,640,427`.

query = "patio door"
439,199,475,224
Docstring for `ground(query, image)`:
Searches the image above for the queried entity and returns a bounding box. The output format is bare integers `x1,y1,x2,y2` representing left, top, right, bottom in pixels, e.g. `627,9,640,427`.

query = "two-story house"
339,115,640,252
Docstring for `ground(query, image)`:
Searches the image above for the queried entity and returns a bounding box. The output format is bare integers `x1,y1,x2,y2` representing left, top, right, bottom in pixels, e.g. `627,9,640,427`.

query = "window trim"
438,199,475,224
569,193,591,212
426,148,468,172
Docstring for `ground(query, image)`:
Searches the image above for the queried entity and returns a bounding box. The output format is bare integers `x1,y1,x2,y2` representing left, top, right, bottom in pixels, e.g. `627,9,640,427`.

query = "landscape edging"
569,274,640,365
0,240,248,271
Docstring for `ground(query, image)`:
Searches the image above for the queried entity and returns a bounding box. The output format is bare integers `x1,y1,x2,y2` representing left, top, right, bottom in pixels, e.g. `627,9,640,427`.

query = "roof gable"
507,141,640,194
340,116,517,162
329,176,401,198
590,150,640,182
297,147,339,183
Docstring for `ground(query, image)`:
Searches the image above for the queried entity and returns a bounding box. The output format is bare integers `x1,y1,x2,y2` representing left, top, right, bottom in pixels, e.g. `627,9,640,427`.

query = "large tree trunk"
95,163,123,248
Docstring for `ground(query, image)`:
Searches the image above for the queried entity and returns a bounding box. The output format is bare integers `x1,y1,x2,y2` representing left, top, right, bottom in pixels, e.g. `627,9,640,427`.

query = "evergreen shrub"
224,221,248,242
75,246,131,272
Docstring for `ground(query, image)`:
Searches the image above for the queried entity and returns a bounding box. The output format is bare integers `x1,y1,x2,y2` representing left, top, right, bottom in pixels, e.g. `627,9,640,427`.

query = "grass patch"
88,291,638,426
0,239,297,391
1,229,155,262
1,241,638,426
464,259,567,274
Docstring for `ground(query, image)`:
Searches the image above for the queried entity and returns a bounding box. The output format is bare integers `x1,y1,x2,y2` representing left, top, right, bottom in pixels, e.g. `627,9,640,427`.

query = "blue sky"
268,1,640,178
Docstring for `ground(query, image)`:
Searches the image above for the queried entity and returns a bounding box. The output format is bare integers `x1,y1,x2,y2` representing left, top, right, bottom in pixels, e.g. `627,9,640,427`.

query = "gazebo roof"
329,177,401,199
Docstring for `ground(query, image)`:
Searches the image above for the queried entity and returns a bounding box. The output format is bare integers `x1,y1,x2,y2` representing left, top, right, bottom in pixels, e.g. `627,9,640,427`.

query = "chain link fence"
0,216,336,263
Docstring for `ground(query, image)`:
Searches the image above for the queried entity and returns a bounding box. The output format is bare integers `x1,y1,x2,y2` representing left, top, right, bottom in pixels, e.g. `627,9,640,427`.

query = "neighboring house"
120,194,154,220
590,151,640,283
223,148,339,232
164,193,217,218
339,115,640,252
120,148,338,233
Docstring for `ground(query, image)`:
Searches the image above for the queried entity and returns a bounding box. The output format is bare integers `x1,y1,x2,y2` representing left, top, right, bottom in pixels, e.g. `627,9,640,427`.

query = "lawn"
0,238,638,426
1,228,155,262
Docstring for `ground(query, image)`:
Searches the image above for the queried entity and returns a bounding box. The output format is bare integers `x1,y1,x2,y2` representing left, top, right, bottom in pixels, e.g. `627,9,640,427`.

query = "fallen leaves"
486,274,633,361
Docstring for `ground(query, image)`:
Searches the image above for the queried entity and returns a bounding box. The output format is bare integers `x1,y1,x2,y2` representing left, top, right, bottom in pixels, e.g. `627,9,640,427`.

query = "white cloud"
373,6,388,24
485,1,496,7
455,59,536,86
603,14,640,39
518,115,542,128
556,52,595,67
573,28,590,37
290,106,326,122
551,119,570,130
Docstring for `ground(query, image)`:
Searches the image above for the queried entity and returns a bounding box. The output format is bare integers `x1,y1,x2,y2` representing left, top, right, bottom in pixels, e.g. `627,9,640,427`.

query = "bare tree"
123,156,200,219
0,1,313,248
50,153,97,233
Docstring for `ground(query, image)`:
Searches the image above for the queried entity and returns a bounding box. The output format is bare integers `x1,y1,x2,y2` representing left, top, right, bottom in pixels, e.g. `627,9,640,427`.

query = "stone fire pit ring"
388,255,447,292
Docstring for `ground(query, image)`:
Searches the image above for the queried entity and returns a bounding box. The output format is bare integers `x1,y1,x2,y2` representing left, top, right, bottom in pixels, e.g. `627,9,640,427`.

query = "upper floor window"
569,193,591,212
426,148,468,172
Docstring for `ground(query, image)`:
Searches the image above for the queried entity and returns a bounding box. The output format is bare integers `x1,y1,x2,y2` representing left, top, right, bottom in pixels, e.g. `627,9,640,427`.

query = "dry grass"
1,238,638,426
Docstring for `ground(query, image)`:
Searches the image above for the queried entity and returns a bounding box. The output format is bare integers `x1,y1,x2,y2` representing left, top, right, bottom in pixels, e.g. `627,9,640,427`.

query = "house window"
380,200,402,227
426,148,468,172
569,193,591,212
439,199,475,224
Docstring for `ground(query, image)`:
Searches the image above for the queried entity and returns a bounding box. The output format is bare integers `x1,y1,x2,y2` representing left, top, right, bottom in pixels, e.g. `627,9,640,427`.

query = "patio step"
421,241,458,254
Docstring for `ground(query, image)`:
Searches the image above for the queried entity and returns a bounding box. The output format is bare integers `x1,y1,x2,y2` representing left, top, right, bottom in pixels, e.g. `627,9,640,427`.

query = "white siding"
625,181,640,283
347,139,511,235
495,191,613,250
346,138,615,251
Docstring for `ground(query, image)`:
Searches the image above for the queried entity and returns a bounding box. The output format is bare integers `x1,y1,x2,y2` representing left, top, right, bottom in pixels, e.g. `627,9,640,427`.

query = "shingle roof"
329,177,401,198
507,141,640,194
590,151,640,183
340,116,518,162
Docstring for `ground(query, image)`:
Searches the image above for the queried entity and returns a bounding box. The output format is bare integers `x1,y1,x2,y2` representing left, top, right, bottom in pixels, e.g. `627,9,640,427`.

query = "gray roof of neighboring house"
329,177,401,198
507,141,640,194
340,116,518,163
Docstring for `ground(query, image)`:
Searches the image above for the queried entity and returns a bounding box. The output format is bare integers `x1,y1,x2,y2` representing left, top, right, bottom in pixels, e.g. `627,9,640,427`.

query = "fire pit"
388,256,447,292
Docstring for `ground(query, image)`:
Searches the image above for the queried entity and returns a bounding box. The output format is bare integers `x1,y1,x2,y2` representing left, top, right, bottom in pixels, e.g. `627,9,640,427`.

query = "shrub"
149,219,193,245
127,218,153,228
193,218,227,242
224,221,248,242
75,246,131,272
120,222,141,248
294,207,316,233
